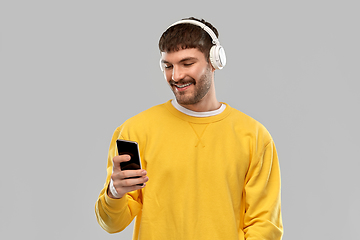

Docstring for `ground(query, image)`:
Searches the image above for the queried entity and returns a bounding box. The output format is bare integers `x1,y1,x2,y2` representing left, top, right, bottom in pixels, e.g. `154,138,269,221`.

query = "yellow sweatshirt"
95,100,283,240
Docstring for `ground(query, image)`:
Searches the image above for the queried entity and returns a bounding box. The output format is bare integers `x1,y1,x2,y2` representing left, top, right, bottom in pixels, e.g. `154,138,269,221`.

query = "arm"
94,127,145,233
243,139,283,240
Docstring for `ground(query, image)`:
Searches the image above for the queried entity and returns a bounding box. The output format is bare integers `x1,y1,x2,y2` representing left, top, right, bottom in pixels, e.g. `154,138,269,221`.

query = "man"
95,17,283,240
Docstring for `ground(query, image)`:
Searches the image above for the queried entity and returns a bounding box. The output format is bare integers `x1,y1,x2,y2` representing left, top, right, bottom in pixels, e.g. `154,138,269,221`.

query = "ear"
209,62,216,72
159,58,164,72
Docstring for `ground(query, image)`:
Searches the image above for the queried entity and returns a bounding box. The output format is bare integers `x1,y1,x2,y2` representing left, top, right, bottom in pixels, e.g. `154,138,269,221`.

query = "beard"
169,66,213,106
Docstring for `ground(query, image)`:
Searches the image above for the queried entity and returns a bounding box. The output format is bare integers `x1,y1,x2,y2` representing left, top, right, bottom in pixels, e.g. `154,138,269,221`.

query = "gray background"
1,0,359,239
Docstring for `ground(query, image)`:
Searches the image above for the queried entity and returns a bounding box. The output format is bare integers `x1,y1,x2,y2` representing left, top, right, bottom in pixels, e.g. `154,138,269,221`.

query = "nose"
171,65,185,82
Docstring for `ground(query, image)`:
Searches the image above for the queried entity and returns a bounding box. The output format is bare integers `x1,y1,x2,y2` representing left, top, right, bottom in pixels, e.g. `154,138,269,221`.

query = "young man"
95,17,283,240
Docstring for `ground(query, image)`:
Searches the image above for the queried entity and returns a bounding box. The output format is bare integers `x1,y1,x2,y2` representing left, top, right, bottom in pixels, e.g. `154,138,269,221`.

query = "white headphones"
160,19,226,71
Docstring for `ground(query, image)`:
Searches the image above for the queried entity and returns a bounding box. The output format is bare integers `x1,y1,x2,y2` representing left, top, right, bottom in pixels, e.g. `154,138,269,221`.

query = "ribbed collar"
171,99,226,117
164,100,232,124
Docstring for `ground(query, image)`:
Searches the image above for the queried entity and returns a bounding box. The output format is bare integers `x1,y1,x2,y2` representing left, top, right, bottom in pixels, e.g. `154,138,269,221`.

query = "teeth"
175,83,192,88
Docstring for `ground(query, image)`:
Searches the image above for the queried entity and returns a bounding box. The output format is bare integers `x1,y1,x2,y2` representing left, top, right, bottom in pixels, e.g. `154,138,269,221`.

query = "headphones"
160,19,226,71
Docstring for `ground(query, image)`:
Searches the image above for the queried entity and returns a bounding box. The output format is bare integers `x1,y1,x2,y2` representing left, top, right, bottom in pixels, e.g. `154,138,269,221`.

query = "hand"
108,154,149,199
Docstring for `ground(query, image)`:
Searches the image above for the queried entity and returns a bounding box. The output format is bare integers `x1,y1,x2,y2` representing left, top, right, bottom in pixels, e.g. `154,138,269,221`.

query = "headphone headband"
168,19,220,45
161,19,226,70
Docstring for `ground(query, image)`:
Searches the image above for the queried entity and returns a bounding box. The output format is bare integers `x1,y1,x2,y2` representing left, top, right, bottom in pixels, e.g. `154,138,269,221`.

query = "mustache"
169,78,195,86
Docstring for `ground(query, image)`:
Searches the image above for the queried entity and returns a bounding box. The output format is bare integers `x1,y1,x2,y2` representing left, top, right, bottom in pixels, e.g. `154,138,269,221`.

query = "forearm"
243,140,283,239
95,184,138,233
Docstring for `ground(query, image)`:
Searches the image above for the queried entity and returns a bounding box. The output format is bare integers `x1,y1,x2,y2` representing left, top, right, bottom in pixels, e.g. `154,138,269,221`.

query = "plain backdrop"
1,1,359,239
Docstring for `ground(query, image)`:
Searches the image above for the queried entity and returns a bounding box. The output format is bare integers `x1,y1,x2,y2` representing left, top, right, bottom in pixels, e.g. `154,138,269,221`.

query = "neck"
179,100,221,112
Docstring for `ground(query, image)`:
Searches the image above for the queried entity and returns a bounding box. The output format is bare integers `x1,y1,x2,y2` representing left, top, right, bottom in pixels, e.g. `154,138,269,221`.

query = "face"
161,48,214,106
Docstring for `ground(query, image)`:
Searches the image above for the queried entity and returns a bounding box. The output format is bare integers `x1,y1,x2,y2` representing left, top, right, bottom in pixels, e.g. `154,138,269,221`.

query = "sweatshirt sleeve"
243,139,283,240
95,127,143,233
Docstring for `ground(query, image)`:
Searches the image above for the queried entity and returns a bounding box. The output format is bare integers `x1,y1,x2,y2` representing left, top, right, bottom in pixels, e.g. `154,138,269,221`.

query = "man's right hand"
107,154,149,199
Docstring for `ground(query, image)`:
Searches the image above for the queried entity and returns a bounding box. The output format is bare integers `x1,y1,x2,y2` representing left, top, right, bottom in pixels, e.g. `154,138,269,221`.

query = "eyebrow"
162,57,198,65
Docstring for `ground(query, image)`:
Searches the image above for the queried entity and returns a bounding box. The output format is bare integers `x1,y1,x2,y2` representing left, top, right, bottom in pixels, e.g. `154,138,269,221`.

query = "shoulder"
226,104,273,144
227,106,259,125
126,101,169,124
113,101,170,139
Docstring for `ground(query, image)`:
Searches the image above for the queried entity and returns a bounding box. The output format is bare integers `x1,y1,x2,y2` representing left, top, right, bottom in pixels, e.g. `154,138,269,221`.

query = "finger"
119,176,149,188
112,154,131,171
114,176,149,189
111,170,146,190
119,169,147,180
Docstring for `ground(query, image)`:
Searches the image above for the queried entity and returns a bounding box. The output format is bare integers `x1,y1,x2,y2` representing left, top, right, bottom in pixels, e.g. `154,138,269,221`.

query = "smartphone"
116,140,142,184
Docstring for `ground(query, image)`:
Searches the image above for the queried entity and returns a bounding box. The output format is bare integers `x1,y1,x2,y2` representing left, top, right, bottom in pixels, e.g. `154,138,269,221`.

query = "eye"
164,64,173,70
184,62,194,67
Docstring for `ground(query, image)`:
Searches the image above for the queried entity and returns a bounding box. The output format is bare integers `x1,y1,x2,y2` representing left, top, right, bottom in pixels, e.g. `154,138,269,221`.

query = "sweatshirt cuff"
104,184,128,212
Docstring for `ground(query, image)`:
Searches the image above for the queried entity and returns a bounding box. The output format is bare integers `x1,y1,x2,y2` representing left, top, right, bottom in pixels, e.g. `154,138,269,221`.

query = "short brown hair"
158,17,219,62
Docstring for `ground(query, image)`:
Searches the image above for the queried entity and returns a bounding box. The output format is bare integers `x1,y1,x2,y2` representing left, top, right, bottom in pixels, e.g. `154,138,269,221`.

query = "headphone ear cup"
209,45,226,70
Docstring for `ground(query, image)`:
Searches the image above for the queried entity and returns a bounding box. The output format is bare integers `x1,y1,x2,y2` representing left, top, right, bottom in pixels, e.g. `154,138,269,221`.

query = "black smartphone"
116,139,142,173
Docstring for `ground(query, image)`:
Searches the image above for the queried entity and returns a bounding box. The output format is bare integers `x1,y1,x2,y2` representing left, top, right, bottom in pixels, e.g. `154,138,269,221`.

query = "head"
159,17,220,65
159,17,225,111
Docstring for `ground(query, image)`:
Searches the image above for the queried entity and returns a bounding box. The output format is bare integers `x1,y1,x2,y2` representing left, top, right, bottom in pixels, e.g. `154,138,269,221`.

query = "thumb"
112,154,131,172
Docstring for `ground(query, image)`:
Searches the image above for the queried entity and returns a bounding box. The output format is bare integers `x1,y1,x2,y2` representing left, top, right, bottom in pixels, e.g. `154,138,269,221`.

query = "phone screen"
116,139,142,171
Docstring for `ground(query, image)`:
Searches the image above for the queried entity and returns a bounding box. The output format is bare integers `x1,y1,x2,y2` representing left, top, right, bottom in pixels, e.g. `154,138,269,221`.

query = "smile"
174,83,192,88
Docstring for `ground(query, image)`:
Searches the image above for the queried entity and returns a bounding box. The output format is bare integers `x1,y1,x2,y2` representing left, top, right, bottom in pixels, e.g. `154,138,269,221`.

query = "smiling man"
95,17,283,240
161,48,217,111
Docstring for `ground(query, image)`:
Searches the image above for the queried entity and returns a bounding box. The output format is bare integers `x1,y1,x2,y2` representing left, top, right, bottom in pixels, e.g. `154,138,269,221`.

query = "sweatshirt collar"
165,100,232,124
171,99,226,117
